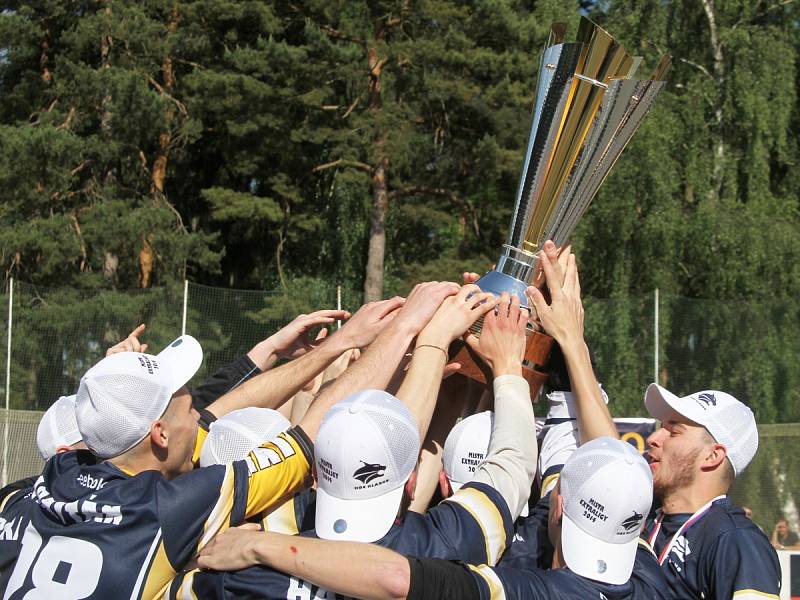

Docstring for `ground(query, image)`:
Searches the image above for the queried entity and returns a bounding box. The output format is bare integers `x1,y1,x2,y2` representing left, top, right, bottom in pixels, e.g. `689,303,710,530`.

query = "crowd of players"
0,241,782,599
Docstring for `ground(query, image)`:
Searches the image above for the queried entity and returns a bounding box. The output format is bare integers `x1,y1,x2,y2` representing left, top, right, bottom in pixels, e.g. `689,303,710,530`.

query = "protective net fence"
0,408,796,539
0,280,797,536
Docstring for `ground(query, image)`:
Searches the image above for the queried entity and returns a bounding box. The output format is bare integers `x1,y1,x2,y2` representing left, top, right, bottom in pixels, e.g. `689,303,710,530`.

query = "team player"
197,437,669,600
175,288,534,599
642,384,781,599
0,284,457,599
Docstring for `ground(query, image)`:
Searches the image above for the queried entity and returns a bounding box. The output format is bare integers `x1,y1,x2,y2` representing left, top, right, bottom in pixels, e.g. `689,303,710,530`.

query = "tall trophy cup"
451,17,671,391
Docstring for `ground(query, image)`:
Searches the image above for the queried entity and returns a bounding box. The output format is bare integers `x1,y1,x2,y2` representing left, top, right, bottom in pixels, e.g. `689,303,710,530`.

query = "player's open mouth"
644,453,659,471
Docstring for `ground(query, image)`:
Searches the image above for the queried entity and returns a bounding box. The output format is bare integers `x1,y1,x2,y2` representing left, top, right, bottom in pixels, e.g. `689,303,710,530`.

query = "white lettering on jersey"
76,473,107,490
0,515,22,541
31,477,122,526
287,577,353,600
668,536,692,571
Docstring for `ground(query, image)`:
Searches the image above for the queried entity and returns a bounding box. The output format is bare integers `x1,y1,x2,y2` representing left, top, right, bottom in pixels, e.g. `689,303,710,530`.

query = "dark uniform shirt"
172,481,513,599
0,427,312,600
468,541,671,600
642,496,781,599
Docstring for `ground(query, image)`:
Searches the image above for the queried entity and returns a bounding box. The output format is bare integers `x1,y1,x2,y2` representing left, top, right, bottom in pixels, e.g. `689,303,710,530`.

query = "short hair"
701,427,735,485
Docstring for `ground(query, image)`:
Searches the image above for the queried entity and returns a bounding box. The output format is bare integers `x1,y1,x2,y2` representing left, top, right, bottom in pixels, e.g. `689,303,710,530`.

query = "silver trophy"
454,18,670,389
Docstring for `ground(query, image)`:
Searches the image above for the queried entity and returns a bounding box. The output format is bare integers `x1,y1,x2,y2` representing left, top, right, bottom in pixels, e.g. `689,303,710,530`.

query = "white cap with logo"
37,395,82,460
644,384,758,477
443,411,493,491
200,407,290,467
75,335,203,459
314,389,420,543
560,436,653,585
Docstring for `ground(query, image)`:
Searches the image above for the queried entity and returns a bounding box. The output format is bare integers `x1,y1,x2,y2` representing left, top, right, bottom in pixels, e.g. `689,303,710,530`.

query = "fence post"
654,287,659,385
336,285,342,330
3,277,13,486
181,279,188,336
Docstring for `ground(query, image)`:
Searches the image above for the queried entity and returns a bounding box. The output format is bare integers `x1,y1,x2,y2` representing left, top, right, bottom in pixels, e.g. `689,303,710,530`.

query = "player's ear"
701,442,727,472
55,444,72,455
150,420,168,450
438,470,453,498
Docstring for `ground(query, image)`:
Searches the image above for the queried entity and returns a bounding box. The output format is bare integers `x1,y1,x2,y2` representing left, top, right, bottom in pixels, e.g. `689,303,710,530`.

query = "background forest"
1,0,799,420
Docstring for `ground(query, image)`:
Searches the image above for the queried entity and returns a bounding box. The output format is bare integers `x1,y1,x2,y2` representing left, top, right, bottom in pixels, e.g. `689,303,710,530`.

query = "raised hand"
526,240,583,348
416,284,497,350
390,281,461,337
465,293,528,377
106,323,148,356
334,296,405,349
267,309,350,359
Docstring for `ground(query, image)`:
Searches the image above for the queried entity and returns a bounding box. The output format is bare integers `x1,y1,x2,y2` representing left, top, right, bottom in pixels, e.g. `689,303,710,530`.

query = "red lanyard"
647,495,726,565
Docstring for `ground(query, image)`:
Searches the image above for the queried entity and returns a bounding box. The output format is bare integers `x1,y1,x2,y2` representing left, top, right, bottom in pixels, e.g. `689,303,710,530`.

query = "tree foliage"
1,0,800,424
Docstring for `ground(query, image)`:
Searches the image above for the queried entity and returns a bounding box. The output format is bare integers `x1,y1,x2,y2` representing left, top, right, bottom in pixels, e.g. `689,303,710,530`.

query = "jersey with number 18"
0,426,313,600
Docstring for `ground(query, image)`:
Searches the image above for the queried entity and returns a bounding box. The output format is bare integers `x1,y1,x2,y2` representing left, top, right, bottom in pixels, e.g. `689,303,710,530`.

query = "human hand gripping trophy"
451,17,670,392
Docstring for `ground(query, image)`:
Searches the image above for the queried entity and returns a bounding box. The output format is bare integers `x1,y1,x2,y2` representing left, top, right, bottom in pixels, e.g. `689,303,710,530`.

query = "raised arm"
297,282,461,441
397,284,497,440
527,241,617,442
206,299,402,420
246,309,350,370
464,293,537,519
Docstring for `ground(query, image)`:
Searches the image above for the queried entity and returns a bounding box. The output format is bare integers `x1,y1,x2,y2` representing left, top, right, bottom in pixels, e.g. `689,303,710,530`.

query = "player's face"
162,387,199,479
645,418,709,500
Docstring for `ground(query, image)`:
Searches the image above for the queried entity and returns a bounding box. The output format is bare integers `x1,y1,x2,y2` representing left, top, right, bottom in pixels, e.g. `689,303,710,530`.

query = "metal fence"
1,406,797,539
0,278,798,534
2,278,799,422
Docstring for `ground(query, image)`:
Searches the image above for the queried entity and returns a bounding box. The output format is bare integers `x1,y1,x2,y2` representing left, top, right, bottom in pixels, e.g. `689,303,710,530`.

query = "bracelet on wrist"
414,344,449,361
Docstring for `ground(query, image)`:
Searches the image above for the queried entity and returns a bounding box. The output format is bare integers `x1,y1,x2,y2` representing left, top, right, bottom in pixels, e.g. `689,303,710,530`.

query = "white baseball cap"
75,335,203,459
314,389,420,542
37,395,82,460
560,436,653,585
200,407,290,467
443,411,493,491
644,384,758,477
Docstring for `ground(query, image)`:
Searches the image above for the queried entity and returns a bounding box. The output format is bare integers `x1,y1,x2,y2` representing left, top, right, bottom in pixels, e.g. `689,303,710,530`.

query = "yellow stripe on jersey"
173,569,200,600
140,540,176,600
262,496,300,535
732,590,780,599
244,432,311,518
192,428,208,466
0,487,25,512
540,473,560,498
638,537,657,557
468,564,507,600
200,465,236,549
446,487,507,565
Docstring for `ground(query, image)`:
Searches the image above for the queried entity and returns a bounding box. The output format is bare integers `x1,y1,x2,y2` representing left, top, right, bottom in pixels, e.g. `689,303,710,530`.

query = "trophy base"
449,330,553,393
450,264,553,392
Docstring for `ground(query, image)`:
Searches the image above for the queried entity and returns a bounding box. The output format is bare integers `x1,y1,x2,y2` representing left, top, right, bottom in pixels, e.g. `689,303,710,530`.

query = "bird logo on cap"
696,392,717,409
353,461,386,484
621,511,644,533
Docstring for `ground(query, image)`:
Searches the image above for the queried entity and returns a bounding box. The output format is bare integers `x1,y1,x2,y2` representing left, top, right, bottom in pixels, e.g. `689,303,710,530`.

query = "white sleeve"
472,374,537,519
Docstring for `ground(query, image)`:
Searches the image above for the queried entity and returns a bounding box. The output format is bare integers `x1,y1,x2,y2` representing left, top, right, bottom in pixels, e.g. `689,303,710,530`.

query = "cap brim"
644,383,704,425
561,511,638,585
157,335,203,393
315,485,404,543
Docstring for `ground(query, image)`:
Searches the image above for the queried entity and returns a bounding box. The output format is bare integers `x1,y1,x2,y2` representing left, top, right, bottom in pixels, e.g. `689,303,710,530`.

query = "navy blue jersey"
173,481,513,599
0,427,312,600
260,489,316,535
469,541,671,600
642,497,780,599
499,491,554,570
